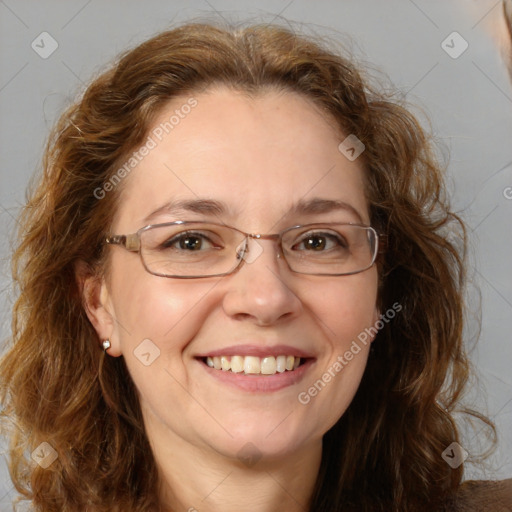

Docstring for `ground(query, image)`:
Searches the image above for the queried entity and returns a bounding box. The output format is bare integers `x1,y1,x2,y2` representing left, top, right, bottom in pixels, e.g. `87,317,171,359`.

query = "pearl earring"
102,339,111,353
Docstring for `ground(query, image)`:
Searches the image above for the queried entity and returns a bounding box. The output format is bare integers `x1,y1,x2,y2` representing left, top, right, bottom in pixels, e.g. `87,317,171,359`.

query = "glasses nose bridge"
236,231,283,265
247,231,281,242
246,232,282,252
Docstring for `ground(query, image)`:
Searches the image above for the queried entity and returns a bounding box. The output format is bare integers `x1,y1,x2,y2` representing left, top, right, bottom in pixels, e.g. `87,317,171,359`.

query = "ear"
75,260,122,357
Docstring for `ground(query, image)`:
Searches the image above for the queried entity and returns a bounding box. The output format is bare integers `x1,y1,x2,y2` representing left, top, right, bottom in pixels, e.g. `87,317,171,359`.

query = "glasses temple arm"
105,234,141,252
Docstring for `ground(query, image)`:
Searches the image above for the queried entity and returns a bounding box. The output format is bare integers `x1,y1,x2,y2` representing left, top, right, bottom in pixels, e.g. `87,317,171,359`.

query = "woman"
0,21,510,511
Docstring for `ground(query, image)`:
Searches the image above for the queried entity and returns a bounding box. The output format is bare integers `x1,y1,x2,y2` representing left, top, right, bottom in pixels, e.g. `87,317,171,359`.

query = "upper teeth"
206,355,301,375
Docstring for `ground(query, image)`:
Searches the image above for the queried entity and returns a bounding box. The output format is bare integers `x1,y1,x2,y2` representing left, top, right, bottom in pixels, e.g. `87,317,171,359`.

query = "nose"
222,238,303,326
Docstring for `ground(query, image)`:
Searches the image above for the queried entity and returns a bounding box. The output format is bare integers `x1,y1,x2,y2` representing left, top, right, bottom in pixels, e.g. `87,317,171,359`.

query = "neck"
153,431,322,512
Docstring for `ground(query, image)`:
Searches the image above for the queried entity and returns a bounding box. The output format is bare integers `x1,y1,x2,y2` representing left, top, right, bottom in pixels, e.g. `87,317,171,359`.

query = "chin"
206,419,317,462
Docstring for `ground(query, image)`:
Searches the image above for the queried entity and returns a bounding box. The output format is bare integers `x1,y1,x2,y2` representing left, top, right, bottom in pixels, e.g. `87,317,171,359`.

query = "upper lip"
195,344,316,359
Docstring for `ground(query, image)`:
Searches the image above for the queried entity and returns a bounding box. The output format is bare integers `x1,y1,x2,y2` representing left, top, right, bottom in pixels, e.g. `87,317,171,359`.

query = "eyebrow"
142,197,365,225
143,198,228,224
289,198,364,223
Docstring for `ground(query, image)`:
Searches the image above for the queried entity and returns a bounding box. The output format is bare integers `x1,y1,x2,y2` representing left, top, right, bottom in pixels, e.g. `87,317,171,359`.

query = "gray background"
1,0,511,508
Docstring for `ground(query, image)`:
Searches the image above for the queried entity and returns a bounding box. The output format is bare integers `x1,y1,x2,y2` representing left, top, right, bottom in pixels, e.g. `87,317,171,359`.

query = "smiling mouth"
200,355,308,376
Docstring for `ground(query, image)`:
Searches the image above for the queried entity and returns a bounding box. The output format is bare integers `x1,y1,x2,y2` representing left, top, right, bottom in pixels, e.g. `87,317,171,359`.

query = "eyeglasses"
105,221,386,279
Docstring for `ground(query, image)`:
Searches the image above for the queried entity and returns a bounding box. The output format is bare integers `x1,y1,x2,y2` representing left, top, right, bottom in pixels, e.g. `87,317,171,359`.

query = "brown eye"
161,232,214,251
294,232,348,252
304,235,327,250
177,235,202,251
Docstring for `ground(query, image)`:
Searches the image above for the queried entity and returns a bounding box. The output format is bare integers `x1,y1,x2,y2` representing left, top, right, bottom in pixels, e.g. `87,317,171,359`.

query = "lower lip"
197,358,315,392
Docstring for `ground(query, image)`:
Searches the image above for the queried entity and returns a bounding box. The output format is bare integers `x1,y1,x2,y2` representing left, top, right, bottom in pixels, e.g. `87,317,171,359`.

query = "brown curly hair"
0,21,494,511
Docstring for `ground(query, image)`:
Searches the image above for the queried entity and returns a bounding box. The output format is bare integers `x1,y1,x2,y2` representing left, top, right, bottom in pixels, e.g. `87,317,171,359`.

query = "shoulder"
440,478,512,511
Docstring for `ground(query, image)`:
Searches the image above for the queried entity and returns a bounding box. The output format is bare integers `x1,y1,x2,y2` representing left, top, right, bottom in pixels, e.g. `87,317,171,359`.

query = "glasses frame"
105,220,387,279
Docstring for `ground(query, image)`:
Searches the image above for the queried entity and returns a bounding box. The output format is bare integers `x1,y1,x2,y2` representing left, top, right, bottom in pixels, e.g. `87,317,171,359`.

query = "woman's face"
93,86,379,461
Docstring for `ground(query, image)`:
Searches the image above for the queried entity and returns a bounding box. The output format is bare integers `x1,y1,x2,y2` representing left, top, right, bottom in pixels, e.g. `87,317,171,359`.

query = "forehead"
113,86,369,231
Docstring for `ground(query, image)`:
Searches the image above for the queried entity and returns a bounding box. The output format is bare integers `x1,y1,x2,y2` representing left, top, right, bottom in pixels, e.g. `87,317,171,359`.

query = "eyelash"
160,230,348,252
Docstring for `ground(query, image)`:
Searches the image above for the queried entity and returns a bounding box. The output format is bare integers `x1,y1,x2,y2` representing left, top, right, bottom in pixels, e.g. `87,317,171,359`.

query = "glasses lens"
139,222,377,278
140,223,245,277
282,224,377,275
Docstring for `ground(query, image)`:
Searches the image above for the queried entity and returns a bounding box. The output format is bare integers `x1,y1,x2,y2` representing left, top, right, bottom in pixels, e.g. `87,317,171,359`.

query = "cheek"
109,255,218,349
109,270,221,418
306,271,379,348
295,272,378,427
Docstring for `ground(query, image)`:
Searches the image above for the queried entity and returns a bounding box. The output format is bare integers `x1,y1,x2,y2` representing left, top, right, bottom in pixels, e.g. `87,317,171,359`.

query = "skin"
84,86,380,512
